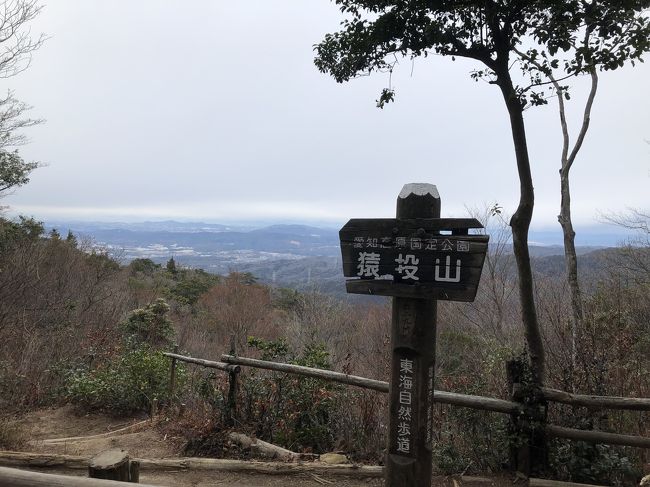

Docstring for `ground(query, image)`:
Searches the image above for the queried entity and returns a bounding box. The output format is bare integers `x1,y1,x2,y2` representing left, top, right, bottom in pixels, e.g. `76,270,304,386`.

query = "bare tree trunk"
556,69,598,380
513,45,599,386
497,68,545,384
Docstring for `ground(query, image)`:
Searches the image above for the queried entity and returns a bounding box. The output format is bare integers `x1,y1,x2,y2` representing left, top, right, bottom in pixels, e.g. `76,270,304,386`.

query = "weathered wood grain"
227,432,299,461
162,352,240,373
529,478,609,487
0,452,88,470
546,425,650,449
0,466,160,487
0,456,384,478
345,279,480,301
541,387,650,411
220,354,388,392
87,449,131,481
434,390,519,414
219,357,520,415
340,218,485,235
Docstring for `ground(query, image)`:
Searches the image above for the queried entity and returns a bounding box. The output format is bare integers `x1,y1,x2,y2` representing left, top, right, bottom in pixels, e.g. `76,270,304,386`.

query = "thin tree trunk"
496,68,545,384
557,69,598,380
512,46,599,386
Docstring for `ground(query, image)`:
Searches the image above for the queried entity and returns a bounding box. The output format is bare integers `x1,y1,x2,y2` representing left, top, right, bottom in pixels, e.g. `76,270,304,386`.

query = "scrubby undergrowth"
1,215,649,484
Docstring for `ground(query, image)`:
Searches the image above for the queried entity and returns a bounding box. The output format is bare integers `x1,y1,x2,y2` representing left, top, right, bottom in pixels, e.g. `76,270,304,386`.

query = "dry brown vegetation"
0,214,649,485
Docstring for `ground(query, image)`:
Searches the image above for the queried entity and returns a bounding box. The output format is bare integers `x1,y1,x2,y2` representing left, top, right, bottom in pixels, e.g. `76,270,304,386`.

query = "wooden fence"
164,351,650,450
1,351,646,486
0,466,160,487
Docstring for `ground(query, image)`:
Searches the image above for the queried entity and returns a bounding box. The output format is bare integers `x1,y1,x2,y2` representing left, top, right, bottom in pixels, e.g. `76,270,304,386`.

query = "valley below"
48,220,617,296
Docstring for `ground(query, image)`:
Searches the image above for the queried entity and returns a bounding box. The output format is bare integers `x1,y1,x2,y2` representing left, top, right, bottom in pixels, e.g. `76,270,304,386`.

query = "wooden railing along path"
165,351,650,450
6,353,646,485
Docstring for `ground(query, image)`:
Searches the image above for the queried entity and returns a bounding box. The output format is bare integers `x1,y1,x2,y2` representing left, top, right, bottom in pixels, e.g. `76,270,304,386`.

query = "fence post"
385,185,440,487
88,449,138,483
150,398,158,420
225,334,239,426
128,461,140,483
169,344,178,397
506,358,548,477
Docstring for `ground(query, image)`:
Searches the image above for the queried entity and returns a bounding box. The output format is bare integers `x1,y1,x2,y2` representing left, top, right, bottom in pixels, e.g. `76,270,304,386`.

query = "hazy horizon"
3,1,648,228
16,214,636,247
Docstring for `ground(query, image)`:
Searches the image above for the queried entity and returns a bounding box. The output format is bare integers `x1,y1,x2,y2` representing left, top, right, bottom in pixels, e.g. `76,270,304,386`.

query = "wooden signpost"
339,183,489,487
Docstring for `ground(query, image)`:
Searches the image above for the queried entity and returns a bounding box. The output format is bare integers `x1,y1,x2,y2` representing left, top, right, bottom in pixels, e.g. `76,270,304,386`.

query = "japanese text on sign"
355,250,467,283
396,357,414,454
354,236,471,253
357,252,380,278
395,254,419,281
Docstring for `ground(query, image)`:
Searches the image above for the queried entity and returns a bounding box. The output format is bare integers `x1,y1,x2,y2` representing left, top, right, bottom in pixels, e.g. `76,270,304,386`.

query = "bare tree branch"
0,0,45,79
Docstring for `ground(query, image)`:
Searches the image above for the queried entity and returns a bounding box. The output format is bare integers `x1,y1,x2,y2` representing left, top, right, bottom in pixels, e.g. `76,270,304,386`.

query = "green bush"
432,406,510,474
66,344,182,415
432,335,514,474
241,337,341,453
166,269,219,305
549,439,639,486
122,299,174,347
129,258,161,276
0,216,43,253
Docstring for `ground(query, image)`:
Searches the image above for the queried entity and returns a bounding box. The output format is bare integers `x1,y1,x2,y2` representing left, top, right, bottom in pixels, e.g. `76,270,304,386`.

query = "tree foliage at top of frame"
315,0,650,107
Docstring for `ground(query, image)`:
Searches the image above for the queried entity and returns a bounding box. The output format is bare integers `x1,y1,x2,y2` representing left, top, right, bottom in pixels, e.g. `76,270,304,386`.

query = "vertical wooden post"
88,449,138,482
226,369,239,427
128,461,140,483
506,359,527,474
506,357,548,477
385,183,440,487
229,333,236,358
169,344,178,397
150,398,158,420
225,334,239,426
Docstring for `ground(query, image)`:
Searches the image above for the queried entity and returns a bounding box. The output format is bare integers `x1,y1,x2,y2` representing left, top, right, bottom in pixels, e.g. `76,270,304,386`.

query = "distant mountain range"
43,220,639,296
46,221,341,276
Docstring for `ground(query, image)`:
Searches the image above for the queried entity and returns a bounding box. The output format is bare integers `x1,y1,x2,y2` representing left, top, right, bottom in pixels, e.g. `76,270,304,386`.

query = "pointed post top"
397,183,441,219
398,183,439,199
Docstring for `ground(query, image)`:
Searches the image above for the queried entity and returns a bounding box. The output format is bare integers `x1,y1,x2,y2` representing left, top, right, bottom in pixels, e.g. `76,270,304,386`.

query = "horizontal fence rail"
215,353,650,450
546,425,650,449
160,352,650,450
541,387,650,411
0,452,385,477
220,354,519,414
0,466,161,487
221,354,389,392
162,352,240,373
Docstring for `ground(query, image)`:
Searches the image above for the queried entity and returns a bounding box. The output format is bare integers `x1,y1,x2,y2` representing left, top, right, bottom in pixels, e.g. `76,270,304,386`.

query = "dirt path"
17,405,179,459
10,406,384,486
7,406,513,486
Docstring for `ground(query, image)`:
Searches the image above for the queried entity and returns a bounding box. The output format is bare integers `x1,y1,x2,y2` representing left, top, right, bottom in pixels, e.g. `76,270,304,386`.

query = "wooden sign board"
340,217,489,301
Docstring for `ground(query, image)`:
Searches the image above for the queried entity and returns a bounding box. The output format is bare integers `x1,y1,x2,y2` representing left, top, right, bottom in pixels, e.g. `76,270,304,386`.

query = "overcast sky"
5,1,649,229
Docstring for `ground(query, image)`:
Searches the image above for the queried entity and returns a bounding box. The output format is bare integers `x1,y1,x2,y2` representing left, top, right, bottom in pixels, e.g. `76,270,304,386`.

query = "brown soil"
7,406,516,486
16,405,179,458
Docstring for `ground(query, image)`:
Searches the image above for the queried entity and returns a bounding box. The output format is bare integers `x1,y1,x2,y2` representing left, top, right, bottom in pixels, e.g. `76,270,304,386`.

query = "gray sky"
6,1,650,228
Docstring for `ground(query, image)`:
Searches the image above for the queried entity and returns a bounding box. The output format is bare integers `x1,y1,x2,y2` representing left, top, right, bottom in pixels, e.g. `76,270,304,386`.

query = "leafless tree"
0,0,45,199
0,0,45,146
458,203,518,343
0,1,45,78
603,208,649,239
601,209,650,283
0,90,41,149
514,5,650,381
516,45,597,377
